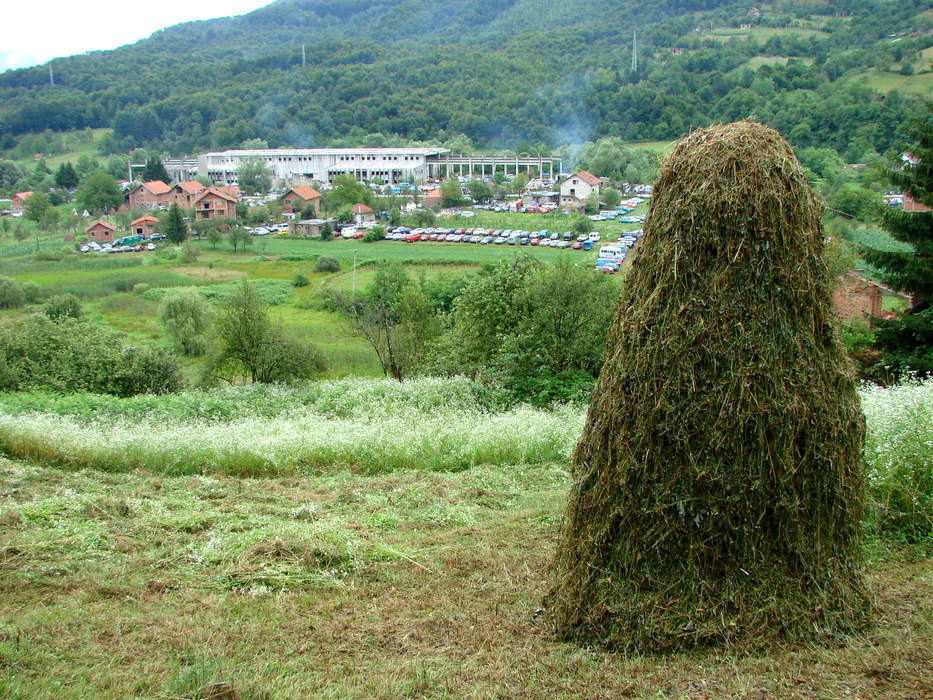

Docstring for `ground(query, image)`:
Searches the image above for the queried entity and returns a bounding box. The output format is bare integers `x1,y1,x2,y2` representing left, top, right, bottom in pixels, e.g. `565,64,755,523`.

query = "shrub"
43,293,83,321
292,272,310,287
20,281,43,303
0,276,25,308
0,315,182,396
160,290,211,356
179,242,200,263
363,225,386,242
314,256,341,273
133,283,150,295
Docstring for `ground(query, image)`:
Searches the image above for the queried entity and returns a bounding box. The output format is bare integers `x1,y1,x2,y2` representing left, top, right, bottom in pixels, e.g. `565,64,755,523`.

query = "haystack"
546,122,870,652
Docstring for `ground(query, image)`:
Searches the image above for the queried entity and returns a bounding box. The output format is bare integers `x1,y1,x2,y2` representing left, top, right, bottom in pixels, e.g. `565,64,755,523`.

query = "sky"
0,0,272,72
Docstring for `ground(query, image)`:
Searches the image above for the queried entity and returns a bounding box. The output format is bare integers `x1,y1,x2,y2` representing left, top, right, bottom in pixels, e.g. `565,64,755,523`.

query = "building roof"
140,180,171,195
131,216,159,225
14,191,33,200
85,219,116,232
574,170,602,186
217,185,241,198
424,187,443,199
203,147,449,158
351,203,373,214
285,185,322,201
193,187,237,204
174,181,206,195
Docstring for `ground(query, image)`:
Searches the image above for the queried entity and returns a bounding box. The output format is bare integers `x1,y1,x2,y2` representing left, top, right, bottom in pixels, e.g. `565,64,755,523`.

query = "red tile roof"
286,185,322,201
193,187,237,203
84,219,117,233
141,180,171,195
351,203,373,214
131,216,159,225
424,187,443,200
217,185,241,198
575,170,601,186
174,181,206,195
14,191,33,200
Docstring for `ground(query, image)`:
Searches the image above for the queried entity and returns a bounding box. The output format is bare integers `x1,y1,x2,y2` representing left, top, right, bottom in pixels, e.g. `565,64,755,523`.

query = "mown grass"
0,458,929,698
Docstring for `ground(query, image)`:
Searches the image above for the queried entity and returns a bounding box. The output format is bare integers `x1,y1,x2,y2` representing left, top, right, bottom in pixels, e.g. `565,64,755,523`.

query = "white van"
598,245,627,260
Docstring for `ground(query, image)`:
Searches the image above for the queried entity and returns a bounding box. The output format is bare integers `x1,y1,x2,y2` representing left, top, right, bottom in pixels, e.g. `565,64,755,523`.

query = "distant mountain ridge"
0,0,928,156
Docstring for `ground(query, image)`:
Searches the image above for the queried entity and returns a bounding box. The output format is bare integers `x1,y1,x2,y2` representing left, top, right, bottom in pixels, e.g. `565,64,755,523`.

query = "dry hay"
545,121,871,652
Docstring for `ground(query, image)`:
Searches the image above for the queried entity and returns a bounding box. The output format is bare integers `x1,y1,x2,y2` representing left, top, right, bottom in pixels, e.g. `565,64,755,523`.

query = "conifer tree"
861,103,933,374
142,156,170,183
164,203,188,244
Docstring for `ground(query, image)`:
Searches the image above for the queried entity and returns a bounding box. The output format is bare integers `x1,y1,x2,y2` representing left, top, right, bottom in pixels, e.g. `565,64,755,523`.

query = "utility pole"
302,44,306,67
631,32,637,74
352,249,357,294
49,62,54,86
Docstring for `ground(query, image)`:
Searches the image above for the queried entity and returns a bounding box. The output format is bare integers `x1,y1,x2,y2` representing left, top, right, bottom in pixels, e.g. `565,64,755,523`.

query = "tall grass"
0,405,583,476
860,375,932,544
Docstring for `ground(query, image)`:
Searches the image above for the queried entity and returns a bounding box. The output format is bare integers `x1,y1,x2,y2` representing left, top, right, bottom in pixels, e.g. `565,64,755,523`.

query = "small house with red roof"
559,170,603,212
423,187,444,208
192,187,237,221
11,191,33,214
351,203,375,225
280,186,322,215
128,180,173,210
172,181,207,208
85,219,118,242
131,215,159,237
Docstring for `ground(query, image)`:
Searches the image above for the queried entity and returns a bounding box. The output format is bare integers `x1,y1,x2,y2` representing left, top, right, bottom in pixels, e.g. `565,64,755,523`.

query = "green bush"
43,293,83,321
133,283,150,294
160,290,211,356
0,315,182,396
20,281,43,303
314,256,341,273
0,275,25,308
292,272,310,287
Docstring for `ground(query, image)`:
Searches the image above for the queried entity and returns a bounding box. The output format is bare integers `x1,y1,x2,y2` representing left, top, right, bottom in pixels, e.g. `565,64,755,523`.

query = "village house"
11,191,33,214
280,185,322,215
423,187,444,208
191,187,237,221
130,215,159,237
289,219,329,237
522,191,560,208
172,181,207,208
128,180,172,210
558,170,602,212
85,219,118,242
351,203,375,225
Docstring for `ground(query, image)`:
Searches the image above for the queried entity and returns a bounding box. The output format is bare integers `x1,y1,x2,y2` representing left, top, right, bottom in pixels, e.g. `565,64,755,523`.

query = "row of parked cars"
382,226,604,249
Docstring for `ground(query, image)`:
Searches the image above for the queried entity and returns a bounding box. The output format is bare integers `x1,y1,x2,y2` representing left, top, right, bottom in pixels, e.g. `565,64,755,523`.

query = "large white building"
197,147,450,187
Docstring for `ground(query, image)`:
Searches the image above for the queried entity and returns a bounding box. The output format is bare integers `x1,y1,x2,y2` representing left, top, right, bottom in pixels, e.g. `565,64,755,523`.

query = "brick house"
903,194,931,213
128,180,172,210
191,187,237,221
130,215,159,237
85,219,118,242
351,203,375,225
172,181,207,208
423,187,444,208
280,185,322,214
11,191,33,214
559,170,602,212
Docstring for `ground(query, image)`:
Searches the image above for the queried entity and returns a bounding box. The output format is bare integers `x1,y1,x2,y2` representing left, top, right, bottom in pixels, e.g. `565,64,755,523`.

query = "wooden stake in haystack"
546,121,871,652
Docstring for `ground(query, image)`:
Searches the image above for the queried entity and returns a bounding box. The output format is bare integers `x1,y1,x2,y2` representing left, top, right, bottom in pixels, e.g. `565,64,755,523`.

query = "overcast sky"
0,0,272,72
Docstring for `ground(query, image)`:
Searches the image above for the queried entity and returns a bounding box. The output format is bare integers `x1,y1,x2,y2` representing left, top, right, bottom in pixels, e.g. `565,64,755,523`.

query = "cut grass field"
0,462,929,699
857,69,933,97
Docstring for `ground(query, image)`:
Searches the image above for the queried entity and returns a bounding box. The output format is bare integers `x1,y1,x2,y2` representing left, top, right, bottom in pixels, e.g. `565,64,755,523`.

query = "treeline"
0,0,928,158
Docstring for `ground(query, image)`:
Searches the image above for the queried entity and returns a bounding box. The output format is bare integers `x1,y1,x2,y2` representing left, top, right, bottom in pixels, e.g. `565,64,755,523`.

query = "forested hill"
0,0,930,158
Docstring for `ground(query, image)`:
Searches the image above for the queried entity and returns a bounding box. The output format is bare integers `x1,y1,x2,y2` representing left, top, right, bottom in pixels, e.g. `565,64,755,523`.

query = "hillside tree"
77,170,122,213
861,104,933,374
237,156,273,195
